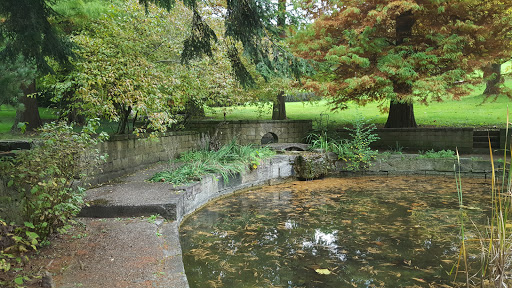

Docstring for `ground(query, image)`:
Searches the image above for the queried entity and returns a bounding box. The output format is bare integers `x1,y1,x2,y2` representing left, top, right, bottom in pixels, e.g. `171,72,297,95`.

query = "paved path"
51,164,189,288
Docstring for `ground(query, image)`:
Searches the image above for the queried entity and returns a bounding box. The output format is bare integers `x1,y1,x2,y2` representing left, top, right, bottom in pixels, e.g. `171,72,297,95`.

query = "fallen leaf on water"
315,269,331,275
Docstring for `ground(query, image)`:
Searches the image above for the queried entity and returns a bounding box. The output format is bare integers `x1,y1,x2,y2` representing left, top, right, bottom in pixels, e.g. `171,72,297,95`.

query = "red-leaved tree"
290,0,512,127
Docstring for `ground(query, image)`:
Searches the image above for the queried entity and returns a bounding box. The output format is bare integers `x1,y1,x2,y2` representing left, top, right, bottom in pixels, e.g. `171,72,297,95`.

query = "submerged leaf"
315,268,331,275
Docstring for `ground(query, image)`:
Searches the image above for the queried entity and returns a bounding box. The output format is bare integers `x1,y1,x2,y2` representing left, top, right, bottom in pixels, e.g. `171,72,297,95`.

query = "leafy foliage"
0,0,73,73
0,119,107,286
150,140,275,185
0,120,107,236
50,0,112,31
417,149,456,159
162,0,313,87
308,117,379,171
42,0,281,134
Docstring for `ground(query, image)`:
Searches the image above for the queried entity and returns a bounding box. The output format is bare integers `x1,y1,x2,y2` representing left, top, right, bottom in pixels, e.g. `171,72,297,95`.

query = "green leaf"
7,180,13,187
15,276,24,285
24,222,35,229
26,231,39,240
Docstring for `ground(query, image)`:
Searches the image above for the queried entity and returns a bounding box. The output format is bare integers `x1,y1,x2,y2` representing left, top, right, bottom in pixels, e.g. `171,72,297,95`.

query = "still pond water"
180,176,492,288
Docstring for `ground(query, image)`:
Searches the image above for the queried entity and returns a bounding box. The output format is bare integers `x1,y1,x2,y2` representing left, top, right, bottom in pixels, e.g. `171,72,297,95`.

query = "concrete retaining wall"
88,132,204,185
335,128,474,153
172,155,295,222
334,154,504,178
186,120,313,145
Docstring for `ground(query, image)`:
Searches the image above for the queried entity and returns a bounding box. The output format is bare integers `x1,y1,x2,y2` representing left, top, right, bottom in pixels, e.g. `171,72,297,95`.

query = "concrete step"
473,129,500,149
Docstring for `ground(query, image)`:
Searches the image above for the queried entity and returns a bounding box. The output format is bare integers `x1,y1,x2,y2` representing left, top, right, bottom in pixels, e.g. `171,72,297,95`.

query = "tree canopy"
141,0,313,88
289,0,512,127
41,0,297,134
1,0,312,133
0,0,73,72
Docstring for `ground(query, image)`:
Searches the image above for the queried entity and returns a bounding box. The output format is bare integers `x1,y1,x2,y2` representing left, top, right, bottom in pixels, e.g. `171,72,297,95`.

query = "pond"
180,176,492,288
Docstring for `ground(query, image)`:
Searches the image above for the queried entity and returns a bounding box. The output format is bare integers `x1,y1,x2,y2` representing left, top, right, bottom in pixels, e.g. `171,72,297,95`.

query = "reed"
453,110,512,287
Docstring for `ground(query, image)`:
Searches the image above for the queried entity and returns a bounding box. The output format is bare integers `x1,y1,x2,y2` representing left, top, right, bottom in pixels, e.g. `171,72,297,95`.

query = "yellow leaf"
315,268,331,275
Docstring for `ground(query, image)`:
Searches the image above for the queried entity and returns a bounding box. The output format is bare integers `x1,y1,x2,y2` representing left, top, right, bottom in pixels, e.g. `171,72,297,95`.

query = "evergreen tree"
140,0,312,88
0,0,73,131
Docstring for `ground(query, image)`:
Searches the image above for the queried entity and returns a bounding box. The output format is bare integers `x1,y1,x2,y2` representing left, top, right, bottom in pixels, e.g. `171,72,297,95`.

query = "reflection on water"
180,176,492,288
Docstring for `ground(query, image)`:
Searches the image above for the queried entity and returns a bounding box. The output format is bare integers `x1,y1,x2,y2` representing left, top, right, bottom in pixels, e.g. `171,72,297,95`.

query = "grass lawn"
208,80,511,129
0,105,58,138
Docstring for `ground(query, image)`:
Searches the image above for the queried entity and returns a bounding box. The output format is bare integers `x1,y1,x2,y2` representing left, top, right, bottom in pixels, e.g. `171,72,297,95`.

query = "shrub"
417,149,456,159
308,117,380,171
0,119,108,286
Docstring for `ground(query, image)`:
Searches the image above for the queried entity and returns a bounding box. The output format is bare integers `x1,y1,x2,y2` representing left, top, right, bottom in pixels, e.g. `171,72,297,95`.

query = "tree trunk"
384,11,417,128
117,105,132,134
272,91,287,120
384,101,417,128
483,63,501,95
11,80,42,132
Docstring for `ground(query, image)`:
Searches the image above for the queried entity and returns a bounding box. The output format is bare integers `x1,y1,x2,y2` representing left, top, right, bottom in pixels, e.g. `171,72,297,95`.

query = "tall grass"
150,140,275,186
454,110,512,287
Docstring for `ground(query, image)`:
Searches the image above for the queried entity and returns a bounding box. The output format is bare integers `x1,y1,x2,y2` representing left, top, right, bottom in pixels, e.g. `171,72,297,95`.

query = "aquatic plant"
454,111,512,287
150,140,275,185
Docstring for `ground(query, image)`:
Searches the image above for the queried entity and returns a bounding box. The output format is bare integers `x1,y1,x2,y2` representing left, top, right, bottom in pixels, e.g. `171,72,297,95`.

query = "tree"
289,0,512,128
0,56,35,107
271,0,288,120
0,0,73,131
141,0,312,96
43,0,279,134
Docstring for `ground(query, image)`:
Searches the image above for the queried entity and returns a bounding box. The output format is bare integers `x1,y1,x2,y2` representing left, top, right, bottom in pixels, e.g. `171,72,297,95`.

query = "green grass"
207,80,512,129
0,105,58,137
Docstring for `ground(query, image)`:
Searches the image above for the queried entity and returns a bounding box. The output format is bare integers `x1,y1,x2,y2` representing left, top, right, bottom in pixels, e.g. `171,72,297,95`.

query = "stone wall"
334,154,503,178
186,120,313,145
335,128,474,153
88,132,204,185
172,155,295,222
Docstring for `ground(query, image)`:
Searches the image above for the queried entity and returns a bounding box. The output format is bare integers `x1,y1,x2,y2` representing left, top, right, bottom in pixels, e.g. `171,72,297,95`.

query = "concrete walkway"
54,163,190,288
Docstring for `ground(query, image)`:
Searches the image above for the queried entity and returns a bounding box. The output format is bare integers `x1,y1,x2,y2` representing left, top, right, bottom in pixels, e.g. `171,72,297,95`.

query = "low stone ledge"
174,155,295,222
336,154,504,178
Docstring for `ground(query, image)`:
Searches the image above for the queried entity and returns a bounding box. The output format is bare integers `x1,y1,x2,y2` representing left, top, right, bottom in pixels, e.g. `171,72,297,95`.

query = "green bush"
308,117,380,171
0,119,108,285
417,149,456,159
